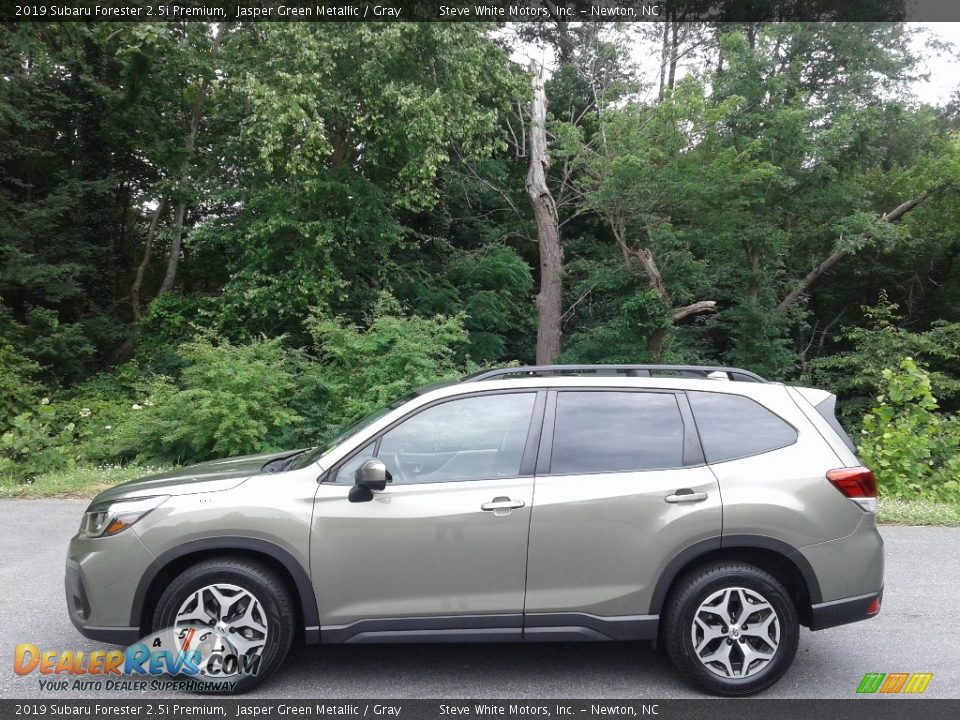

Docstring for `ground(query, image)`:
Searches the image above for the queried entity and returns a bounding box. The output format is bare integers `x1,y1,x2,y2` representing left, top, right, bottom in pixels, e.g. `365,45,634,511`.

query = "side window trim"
322,389,546,485
676,392,706,466
537,387,701,476
534,390,557,476
519,391,548,476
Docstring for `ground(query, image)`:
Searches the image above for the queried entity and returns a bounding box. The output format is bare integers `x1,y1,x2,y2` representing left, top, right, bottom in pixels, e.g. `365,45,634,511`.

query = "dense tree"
1,21,959,484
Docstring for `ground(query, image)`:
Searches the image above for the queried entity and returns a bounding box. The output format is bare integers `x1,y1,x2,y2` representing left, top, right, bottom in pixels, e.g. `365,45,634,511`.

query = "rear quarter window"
688,391,797,463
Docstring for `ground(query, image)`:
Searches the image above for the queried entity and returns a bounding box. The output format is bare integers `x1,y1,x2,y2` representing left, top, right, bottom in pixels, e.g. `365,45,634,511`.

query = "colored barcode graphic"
857,672,933,694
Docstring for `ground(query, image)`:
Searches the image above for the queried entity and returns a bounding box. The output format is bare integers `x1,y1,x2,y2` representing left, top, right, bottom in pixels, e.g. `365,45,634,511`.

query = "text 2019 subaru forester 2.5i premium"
66,364,883,695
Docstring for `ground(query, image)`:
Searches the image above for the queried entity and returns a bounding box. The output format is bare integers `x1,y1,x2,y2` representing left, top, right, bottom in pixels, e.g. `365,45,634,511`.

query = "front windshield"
288,392,416,471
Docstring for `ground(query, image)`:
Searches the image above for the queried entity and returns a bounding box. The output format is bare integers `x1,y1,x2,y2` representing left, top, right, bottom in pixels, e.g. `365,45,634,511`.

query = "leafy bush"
0,400,79,482
137,294,218,375
17,307,96,385
810,294,960,426
858,358,960,502
57,366,146,464
111,336,304,464
1,299,478,474
306,292,472,436
0,340,40,434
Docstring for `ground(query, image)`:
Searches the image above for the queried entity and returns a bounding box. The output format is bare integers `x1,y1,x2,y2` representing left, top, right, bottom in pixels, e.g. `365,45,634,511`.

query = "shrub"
306,292,472,436
0,400,79,482
58,366,146,464
858,358,960,502
810,294,960,427
111,336,304,464
0,340,40,434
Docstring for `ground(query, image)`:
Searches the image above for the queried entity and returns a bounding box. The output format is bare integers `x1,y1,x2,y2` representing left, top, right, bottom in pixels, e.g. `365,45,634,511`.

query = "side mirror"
355,458,390,490
349,459,390,503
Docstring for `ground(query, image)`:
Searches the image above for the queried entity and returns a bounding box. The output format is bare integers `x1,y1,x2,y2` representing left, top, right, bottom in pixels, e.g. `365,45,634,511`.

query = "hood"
91,449,302,505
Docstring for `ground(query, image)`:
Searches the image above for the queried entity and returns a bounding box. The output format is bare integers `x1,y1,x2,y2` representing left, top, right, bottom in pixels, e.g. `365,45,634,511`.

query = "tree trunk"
130,198,168,322
158,75,211,295
527,64,563,365
667,19,680,92
778,183,950,310
658,20,670,100
609,218,717,359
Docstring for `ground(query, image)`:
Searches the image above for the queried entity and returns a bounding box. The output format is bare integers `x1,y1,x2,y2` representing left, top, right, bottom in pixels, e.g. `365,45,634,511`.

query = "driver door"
310,390,544,641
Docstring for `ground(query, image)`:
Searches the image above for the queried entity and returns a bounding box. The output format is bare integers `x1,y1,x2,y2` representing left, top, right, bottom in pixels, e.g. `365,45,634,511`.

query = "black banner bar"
3,1,960,23
2,700,960,720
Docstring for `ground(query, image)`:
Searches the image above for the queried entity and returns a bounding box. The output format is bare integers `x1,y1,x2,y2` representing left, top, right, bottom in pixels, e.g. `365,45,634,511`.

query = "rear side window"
550,391,685,474
814,395,858,454
688,392,797,463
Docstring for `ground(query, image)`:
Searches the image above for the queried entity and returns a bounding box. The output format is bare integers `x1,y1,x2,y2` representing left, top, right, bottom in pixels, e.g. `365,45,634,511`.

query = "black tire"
662,561,799,696
152,556,295,693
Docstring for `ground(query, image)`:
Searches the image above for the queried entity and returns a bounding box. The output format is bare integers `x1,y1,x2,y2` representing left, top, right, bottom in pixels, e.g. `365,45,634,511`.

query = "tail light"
827,467,878,512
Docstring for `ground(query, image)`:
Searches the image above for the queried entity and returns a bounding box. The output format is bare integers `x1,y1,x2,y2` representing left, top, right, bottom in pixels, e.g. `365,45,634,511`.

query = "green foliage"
0,339,40,433
2,21,960,492
0,400,79,482
306,293,472,436
447,246,535,362
810,294,960,424
858,358,960,502
16,308,97,384
56,365,148,464
111,337,304,464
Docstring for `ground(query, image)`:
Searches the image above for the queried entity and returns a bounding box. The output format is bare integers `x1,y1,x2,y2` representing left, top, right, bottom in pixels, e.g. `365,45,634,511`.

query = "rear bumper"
797,513,884,615
809,588,882,631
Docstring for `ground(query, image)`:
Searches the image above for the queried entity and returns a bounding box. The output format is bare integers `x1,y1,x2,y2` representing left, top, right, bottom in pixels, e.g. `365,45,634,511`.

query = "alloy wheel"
173,582,269,671
690,586,781,679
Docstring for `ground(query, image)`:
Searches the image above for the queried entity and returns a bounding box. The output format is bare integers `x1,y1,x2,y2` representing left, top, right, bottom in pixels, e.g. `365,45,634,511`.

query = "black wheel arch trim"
647,534,823,616
130,536,320,642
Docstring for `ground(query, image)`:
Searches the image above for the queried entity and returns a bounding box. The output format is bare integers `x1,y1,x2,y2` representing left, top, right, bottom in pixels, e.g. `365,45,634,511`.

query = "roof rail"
461,364,767,383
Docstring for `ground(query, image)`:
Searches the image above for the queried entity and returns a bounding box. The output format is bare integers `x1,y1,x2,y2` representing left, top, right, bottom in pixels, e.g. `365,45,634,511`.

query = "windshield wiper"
260,449,310,474
280,449,310,470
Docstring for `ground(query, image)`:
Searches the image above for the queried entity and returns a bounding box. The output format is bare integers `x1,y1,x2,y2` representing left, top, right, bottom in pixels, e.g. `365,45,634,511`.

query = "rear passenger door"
524,389,721,637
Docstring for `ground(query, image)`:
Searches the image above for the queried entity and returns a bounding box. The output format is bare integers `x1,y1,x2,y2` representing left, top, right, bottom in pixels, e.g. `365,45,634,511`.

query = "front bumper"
65,529,156,645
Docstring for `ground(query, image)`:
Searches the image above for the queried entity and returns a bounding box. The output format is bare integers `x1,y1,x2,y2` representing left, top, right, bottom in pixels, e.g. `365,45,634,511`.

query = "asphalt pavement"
0,499,956,699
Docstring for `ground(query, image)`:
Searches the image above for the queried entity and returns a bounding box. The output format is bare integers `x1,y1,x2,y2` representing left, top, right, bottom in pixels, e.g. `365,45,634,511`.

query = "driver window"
376,393,536,484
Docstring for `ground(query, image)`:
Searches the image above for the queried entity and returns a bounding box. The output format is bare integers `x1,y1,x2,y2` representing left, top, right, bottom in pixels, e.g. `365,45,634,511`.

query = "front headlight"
80,496,169,538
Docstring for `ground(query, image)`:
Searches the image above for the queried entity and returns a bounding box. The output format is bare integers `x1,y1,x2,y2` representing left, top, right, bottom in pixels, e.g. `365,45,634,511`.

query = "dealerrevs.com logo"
14,625,259,693
856,672,934,694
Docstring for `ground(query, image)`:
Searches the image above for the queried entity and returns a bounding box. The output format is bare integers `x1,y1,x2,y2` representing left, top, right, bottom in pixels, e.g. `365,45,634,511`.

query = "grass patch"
877,497,960,527
0,464,171,499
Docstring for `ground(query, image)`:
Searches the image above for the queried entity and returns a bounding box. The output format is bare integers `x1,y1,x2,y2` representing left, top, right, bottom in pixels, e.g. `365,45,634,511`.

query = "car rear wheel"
662,561,799,696
152,557,295,693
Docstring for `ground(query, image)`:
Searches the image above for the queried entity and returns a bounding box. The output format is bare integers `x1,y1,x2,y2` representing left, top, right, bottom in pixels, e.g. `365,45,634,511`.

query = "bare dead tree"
527,63,563,364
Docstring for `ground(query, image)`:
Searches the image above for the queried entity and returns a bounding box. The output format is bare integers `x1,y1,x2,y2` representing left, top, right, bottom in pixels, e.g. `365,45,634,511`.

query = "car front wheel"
152,557,295,693
662,561,799,696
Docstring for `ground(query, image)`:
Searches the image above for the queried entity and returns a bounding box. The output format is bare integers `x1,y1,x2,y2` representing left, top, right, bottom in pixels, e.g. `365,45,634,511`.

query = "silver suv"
66,365,883,695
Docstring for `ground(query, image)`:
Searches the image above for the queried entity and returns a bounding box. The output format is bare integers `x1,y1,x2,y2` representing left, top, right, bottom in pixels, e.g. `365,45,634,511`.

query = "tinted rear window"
688,392,797,463
815,395,858,454
550,391,685,474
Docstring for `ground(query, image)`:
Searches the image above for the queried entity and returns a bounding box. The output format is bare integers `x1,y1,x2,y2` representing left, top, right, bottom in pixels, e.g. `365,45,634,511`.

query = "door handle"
665,490,708,504
481,496,526,515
